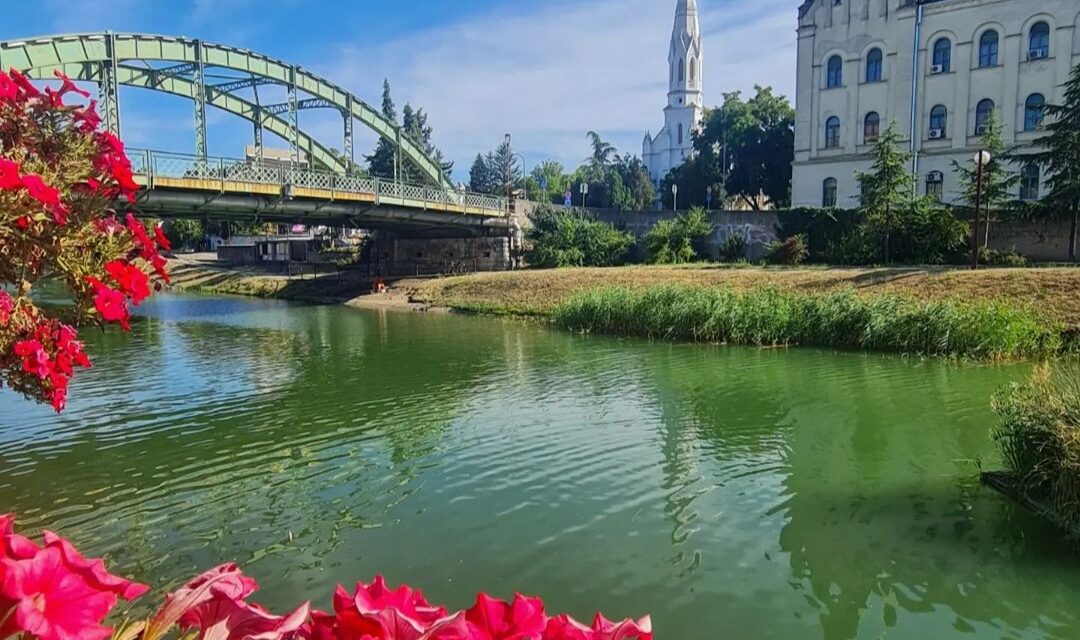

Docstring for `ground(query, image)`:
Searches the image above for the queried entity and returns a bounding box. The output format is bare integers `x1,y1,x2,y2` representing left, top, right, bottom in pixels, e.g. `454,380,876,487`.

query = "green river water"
1,294,1078,639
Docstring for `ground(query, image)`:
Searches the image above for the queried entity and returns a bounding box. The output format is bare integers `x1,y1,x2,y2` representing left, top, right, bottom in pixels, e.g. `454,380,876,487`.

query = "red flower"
13,339,50,379
542,614,652,640
329,575,450,639
15,216,30,230
180,597,310,640
0,546,117,640
53,71,90,99
144,564,259,640
75,100,102,133
85,277,132,330
464,593,547,640
126,213,157,259
0,291,12,325
21,174,61,206
105,260,151,304
10,69,40,98
0,158,22,190
155,223,173,251
41,531,148,601
0,70,16,102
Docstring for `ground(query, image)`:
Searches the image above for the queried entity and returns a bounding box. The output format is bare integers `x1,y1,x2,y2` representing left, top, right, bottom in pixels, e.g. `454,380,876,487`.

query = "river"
1,293,1078,639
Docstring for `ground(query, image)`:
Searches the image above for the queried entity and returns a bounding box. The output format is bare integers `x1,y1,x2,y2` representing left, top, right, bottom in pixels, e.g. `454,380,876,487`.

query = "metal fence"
127,149,507,216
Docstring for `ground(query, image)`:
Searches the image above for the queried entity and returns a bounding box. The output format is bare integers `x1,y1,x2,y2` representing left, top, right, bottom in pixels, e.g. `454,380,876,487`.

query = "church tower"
644,0,705,187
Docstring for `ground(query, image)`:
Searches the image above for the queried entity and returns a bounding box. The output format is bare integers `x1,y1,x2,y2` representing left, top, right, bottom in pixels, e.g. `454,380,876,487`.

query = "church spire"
668,0,702,104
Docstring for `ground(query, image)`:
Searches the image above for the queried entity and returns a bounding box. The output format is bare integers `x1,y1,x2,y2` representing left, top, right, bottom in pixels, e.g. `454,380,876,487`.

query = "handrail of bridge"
126,149,508,216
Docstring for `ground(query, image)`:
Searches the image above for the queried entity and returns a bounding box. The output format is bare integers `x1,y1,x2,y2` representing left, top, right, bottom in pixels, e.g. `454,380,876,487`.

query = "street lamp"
672,184,678,212
971,149,991,270
504,133,512,214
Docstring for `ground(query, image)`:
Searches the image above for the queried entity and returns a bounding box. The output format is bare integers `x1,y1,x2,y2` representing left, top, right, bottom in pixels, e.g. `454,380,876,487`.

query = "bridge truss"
0,32,454,189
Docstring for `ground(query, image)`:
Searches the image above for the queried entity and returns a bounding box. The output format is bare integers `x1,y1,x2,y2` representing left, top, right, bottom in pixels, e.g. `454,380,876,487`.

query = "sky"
1,0,797,183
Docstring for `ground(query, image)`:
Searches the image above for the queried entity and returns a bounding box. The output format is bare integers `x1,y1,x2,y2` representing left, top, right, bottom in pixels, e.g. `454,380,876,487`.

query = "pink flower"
10,69,40,99
329,575,450,639
13,339,50,379
0,546,117,640
181,597,311,640
41,531,148,601
0,70,16,102
0,290,14,325
21,174,61,206
145,564,260,639
464,593,547,640
85,277,132,330
543,614,652,640
0,158,22,190
52,71,90,99
105,260,151,305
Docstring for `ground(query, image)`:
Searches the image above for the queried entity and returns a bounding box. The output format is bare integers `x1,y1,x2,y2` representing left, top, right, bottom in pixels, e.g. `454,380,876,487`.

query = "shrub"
0,69,169,412
993,364,1080,533
764,234,809,265
981,247,1028,268
525,205,633,268
719,233,748,262
553,285,1062,359
644,206,713,264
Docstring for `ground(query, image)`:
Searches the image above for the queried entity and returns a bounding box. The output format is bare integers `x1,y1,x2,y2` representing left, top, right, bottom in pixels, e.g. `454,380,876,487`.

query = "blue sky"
2,0,796,183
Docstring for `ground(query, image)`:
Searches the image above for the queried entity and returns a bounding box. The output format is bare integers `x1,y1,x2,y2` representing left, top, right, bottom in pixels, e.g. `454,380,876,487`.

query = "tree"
585,131,619,176
1028,63,1080,261
487,139,522,198
164,219,204,250
0,69,170,412
644,207,714,264
693,86,795,209
401,103,453,182
528,160,569,203
365,79,398,180
525,204,633,268
469,153,497,194
953,112,1018,247
856,121,914,264
615,156,656,211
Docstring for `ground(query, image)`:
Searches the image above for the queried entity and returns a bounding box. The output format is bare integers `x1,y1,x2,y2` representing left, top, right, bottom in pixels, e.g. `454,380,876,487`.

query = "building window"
926,171,944,202
1020,164,1041,200
932,38,952,73
823,178,837,207
677,123,683,145
689,58,696,86
1025,94,1045,131
975,99,995,134
826,55,843,88
979,30,999,67
866,48,883,83
1029,21,1050,59
864,112,880,143
678,58,684,82
825,116,841,148
929,105,948,136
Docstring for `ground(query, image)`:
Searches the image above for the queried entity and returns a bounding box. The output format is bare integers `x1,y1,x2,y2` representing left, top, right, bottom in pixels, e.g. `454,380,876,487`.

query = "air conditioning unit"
976,124,990,135
929,128,945,139
930,64,945,74
927,171,944,183
1028,49,1047,61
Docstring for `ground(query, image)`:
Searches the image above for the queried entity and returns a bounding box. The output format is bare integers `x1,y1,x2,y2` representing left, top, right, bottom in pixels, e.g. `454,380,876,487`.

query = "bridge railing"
127,149,507,216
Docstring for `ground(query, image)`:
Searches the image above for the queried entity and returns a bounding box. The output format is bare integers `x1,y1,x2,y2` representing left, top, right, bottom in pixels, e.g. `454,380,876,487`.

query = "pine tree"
365,79,399,180
855,121,914,264
488,141,522,197
401,104,453,183
469,153,498,194
1028,63,1080,261
952,112,1018,247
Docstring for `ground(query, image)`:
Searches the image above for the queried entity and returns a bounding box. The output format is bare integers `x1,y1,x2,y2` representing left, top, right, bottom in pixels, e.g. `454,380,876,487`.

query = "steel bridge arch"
0,32,452,189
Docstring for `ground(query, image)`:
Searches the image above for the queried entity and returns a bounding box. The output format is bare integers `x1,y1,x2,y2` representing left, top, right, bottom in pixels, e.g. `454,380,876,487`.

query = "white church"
643,0,706,186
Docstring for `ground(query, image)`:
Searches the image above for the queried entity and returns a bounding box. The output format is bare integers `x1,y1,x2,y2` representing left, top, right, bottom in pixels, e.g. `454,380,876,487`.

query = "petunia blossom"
464,592,547,640
0,158,22,190
41,531,148,601
181,597,311,640
105,260,151,305
542,614,653,640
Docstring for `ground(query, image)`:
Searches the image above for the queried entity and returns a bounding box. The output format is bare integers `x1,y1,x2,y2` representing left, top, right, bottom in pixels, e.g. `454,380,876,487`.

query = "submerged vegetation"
552,285,1062,359
993,364,1080,534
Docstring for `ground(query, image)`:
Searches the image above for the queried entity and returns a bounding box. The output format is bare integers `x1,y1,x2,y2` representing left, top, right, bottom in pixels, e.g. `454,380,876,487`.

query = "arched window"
677,123,683,145
929,105,948,135
826,55,843,88
864,112,880,142
979,30,999,67
975,99,995,134
1020,164,1041,200
825,116,841,148
678,58,684,82
1025,94,1046,131
932,38,952,72
689,58,696,86
823,178,838,207
866,48,883,83
1029,21,1050,59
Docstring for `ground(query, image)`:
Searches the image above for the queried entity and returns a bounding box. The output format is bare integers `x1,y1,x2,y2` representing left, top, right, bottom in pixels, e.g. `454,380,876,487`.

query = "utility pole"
971,150,990,270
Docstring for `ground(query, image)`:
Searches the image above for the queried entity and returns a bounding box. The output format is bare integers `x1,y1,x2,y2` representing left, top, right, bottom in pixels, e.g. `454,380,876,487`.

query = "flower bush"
0,68,170,412
0,514,653,640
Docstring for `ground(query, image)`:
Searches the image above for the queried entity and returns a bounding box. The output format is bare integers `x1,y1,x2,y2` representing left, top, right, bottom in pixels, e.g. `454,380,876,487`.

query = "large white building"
643,0,706,186
792,0,1080,208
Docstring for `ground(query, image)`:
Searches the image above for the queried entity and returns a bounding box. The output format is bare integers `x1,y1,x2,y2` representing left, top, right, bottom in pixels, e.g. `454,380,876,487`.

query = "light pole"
504,133,512,214
971,150,991,270
510,152,528,200
672,184,678,212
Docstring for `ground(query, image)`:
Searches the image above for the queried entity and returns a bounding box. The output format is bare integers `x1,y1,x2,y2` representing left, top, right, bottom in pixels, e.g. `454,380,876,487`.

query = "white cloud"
318,0,796,181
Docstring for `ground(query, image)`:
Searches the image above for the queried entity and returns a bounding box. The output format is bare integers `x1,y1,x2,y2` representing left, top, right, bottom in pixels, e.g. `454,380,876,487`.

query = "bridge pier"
369,231,510,276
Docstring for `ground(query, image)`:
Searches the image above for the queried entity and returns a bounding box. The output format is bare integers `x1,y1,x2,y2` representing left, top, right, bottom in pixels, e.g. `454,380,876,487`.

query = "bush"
553,285,1062,360
719,233,748,262
764,234,809,265
993,364,1080,532
981,247,1028,267
644,206,714,264
525,205,634,268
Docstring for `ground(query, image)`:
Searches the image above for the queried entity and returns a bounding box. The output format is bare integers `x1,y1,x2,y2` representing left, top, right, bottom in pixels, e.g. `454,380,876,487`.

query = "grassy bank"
552,285,1062,360
404,265,1080,329
993,364,1080,535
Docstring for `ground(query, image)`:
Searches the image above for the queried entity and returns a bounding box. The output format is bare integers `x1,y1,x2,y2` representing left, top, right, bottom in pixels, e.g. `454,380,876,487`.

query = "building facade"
792,0,1080,208
643,0,706,186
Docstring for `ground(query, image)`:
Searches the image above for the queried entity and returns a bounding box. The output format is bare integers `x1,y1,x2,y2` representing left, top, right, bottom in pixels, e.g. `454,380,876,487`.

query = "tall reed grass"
993,364,1080,533
552,285,1062,359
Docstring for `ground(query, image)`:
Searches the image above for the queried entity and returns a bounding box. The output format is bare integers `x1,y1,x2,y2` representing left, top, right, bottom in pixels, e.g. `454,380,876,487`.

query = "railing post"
374,177,381,206
219,157,225,193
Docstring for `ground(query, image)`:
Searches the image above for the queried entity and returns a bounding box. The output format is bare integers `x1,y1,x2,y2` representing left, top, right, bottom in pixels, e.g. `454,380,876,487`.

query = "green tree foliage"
644,206,714,264
663,86,795,210
469,153,498,194
528,160,570,203
467,139,523,196
365,79,397,180
953,113,1018,246
525,204,633,268
163,219,204,250
585,131,619,176
1027,63,1080,261
855,121,915,264
560,132,655,210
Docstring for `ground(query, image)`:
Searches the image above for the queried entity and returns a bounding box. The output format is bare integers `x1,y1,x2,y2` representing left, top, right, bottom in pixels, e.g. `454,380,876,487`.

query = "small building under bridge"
217,233,313,265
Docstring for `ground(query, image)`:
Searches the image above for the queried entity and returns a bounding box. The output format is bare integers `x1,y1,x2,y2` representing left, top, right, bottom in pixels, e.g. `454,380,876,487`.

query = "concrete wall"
988,218,1076,262
387,237,510,276
594,210,780,261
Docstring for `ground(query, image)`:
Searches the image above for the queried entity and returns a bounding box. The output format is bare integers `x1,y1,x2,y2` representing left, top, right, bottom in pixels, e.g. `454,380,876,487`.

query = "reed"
552,284,1062,359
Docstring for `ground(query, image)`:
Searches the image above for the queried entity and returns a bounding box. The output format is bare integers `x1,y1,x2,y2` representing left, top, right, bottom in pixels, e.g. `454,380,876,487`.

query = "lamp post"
672,184,678,212
504,133,512,214
971,149,991,270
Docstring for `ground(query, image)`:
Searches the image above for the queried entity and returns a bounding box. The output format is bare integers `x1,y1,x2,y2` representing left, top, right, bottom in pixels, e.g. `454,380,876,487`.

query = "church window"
825,116,841,149
826,55,843,88
689,58,696,87
679,58,685,82
678,123,684,145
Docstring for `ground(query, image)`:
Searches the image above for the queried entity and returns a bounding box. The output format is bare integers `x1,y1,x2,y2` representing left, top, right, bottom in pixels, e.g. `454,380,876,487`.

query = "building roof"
798,0,946,19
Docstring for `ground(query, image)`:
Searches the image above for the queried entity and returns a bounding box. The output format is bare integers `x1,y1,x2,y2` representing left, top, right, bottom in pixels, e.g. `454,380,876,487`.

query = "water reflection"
0,295,1077,639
